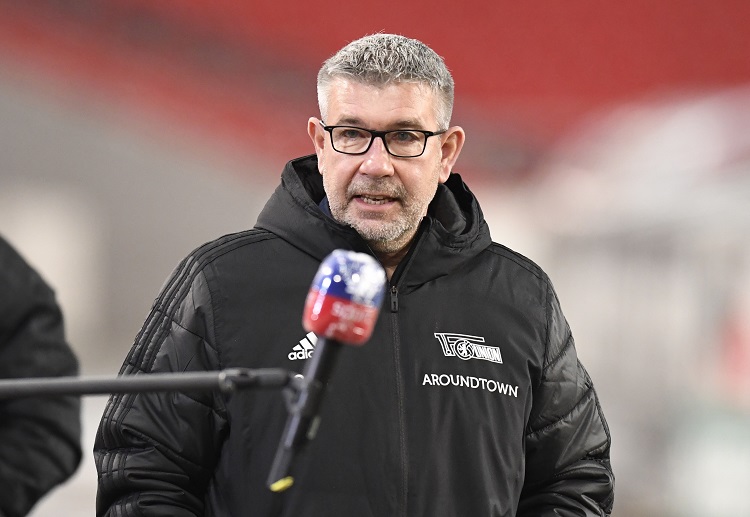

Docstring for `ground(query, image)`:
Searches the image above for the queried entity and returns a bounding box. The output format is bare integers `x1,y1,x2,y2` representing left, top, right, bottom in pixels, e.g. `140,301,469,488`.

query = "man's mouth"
355,194,395,205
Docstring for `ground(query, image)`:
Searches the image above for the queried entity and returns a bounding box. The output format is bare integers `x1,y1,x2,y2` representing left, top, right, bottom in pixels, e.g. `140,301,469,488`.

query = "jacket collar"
255,155,492,289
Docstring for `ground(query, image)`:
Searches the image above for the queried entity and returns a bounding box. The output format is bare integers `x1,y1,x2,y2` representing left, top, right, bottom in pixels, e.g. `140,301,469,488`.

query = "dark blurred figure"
0,235,82,517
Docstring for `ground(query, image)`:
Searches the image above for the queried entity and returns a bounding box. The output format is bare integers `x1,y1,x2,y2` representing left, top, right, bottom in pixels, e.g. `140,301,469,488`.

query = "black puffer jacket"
95,155,614,516
0,236,82,517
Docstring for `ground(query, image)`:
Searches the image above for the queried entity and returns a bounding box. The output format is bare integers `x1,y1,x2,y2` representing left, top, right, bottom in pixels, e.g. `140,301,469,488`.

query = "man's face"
309,78,463,255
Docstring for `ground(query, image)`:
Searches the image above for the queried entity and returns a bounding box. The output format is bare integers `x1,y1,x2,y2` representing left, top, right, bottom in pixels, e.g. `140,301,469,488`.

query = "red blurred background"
2,0,749,182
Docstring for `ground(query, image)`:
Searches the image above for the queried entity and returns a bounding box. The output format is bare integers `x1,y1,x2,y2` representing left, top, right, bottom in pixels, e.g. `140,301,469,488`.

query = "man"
95,34,614,516
0,235,82,517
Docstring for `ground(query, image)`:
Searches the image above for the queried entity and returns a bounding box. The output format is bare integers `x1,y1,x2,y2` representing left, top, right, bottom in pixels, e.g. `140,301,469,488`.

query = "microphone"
267,249,386,492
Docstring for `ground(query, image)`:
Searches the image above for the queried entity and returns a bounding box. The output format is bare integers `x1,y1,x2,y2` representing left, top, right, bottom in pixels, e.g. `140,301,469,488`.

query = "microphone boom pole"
0,368,296,399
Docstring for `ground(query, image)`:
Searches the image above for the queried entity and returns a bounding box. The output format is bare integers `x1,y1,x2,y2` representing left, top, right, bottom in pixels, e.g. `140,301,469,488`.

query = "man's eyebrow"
389,119,426,130
333,117,426,129
335,116,365,126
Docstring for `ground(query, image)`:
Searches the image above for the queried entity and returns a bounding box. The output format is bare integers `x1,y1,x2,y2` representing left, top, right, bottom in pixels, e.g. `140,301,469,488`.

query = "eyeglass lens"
331,127,427,157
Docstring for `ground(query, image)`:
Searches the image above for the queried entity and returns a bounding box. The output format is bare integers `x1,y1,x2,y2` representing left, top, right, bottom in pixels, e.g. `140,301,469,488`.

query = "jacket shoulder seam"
129,229,275,372
485,242,545,280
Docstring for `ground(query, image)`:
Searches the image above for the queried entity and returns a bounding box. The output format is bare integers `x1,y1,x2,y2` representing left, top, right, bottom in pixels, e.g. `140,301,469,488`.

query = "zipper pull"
390,285,399,312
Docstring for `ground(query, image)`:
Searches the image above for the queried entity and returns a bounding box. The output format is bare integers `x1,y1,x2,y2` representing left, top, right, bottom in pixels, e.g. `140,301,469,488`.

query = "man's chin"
351,220,413,247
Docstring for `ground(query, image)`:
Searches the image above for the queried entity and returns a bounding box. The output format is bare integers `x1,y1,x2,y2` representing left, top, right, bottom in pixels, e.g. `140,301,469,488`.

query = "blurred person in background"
95,34,614,516
0,235,82,517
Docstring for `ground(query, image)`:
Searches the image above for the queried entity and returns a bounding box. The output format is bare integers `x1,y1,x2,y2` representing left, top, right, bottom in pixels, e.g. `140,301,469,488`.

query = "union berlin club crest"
434,333,503,364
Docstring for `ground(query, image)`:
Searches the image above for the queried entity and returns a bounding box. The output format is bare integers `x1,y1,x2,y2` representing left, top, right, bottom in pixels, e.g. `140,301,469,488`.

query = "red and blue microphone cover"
302,250,386,345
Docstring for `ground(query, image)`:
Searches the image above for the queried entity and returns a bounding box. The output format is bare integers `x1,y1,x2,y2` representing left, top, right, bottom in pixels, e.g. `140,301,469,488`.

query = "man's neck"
370,241,412,281
367,221,426,281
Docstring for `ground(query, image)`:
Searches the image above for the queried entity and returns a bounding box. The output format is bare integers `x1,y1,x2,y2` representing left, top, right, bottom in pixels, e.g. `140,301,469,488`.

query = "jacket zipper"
386,220,432,516
390,290,408,517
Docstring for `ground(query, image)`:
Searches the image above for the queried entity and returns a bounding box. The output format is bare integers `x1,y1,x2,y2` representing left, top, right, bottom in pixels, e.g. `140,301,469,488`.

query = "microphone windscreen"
302,250,386,345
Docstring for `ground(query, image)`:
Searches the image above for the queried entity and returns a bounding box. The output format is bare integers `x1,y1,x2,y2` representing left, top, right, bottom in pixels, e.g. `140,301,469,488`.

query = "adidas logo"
288,331,318,361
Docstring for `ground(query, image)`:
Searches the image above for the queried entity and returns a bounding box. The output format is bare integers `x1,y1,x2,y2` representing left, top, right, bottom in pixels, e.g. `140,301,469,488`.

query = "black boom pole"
0,368,297,399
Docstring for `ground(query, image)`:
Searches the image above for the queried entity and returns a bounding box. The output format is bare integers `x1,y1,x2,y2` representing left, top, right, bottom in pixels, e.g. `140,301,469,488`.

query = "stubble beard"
324,174,436,254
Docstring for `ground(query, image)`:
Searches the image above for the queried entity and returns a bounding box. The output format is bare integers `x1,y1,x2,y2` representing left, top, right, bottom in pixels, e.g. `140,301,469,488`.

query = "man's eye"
339,129,367,139
390,131,420,143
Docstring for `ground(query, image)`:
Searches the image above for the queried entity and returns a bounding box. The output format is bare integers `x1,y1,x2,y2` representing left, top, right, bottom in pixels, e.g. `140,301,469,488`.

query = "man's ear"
438,126,465,183
308,117,326,161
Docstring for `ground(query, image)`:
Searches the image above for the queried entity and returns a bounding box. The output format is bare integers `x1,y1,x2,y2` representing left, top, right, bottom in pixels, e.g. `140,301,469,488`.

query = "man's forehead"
326,78,437,127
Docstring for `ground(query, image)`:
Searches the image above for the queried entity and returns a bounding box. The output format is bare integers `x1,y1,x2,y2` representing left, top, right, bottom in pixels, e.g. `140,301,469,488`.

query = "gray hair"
317,34,454,129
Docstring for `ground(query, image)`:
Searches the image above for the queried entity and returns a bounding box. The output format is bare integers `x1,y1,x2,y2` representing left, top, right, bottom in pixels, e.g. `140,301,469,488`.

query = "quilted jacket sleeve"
94,256,228,517
517,279,615,516
0,238,82,517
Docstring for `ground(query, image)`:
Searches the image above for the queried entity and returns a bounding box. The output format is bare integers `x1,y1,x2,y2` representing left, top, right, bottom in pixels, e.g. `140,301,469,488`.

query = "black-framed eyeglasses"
320,121,447,158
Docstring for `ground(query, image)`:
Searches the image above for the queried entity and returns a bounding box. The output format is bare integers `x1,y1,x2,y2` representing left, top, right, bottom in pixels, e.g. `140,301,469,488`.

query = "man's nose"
359,136,395,176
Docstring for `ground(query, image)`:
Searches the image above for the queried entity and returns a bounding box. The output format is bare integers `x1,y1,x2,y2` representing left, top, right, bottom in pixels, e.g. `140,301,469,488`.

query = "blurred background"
1,1,749,515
